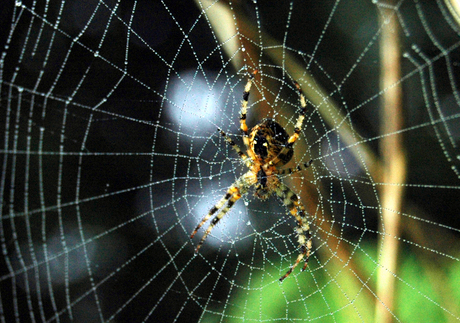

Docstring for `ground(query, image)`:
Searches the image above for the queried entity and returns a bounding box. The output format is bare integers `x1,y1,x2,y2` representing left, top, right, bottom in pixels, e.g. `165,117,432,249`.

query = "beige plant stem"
375,7,407,323
445,0,460,27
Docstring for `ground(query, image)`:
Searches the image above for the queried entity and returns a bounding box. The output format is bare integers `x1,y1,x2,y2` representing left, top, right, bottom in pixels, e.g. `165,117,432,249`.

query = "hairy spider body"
249,118,294,200
249,118,294,167
191,70,313,282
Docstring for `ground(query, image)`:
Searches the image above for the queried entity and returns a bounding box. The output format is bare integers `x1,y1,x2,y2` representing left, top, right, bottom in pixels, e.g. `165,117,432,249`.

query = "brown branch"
375,6,407,323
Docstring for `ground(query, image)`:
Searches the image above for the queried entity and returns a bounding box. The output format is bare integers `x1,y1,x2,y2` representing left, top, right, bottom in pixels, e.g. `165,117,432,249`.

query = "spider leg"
191,185,243,253
218,128,252,168
240,70,258,152
277,159,313,176
275,182,312,282
286,81,308,145
190,185,237,239
269,81,308,167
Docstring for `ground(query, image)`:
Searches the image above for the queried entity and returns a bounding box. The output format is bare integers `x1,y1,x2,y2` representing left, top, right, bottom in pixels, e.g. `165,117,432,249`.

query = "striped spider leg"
274,181,312,282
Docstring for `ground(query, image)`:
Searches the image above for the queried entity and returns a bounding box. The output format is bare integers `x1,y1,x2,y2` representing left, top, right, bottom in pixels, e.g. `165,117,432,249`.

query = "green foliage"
224,243,460,322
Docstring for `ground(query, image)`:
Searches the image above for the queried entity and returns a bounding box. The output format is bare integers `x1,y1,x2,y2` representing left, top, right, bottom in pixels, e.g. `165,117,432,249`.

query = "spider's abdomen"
249,119,293,166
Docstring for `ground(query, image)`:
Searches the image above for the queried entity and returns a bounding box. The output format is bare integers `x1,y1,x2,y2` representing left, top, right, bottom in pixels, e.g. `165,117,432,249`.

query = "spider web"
1,0,460,322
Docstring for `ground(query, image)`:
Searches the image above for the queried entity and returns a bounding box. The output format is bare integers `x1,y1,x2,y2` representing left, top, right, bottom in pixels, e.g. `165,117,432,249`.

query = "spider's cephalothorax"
191,70,313,282
249,118,294,166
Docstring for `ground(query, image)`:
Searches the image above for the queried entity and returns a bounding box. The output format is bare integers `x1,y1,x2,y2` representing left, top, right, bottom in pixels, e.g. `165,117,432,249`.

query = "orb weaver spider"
191,70,313,282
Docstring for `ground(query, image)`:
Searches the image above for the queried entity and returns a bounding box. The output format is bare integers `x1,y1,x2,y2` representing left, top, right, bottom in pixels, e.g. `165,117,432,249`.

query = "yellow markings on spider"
191,70,313,282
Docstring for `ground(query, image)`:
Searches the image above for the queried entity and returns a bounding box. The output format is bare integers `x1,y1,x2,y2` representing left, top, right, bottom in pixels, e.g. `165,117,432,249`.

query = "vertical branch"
375,6,407,323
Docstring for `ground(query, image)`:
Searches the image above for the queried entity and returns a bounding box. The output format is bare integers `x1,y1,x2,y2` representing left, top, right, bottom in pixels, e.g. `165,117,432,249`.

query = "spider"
191,70,313,282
